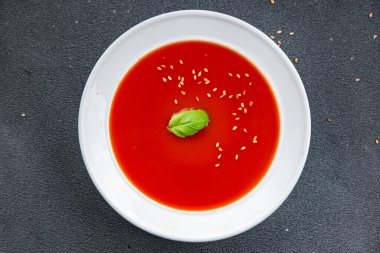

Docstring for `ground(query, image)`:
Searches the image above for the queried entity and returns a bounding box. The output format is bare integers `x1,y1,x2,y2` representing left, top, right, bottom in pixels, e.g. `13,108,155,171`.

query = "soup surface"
109,41,280,211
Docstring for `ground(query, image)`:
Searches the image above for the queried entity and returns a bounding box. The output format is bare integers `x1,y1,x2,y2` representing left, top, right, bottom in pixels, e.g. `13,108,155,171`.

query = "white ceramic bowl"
79,10,310,242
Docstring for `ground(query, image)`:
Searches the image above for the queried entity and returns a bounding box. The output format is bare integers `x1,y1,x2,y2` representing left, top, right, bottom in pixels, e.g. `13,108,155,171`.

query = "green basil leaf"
168,109,210,138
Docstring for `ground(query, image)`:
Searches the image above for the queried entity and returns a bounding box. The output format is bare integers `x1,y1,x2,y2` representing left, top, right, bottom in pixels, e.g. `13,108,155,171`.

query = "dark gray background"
1,0,379,252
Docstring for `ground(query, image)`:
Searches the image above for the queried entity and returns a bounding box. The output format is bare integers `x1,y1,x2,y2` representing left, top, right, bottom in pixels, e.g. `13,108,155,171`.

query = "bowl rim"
78,9,311,242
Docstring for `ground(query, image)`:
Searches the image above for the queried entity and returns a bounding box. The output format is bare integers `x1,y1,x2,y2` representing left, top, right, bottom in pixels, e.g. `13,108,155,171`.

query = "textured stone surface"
0,0,379,252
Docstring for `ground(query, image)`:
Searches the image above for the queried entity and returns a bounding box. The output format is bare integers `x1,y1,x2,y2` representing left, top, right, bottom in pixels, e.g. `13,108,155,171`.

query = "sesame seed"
289,32,295,36
228,73,233,77
212,87,218,92
178,76,181,81
174,99,178,104
228,95,234,99
277,30,283,35
204,78,210,85
193,75,197,80
252,136,258,143
236,73,241,78
249,82,252,86
216,142,220,148
198,71,202,77
181,91,186,95
232,126,238,131
374,34,378,39
217,154,222,159
195,96,200,102
294,58,299,64
326,117,333,123
270,0,275,4
238,107,243,111
243,89,246,96
241,146,246,150
223,90,226,95
207,93,212,98
161,64,166,68
355,77,361,82
243,128,248,133
204,68,208,72
170,65,174,69
232,112,237,116
235,154,239,160
244,108,248,114
235,117,240,120
369,12,373,18
179,59,183,64
375,138,379,145
215,163,220,168
270,35,275,40
244,73,249,77
167,76,172,80
177,84,182,88
21,113,26,117
218,147,223,152
192,69,195,74
241,102,245,108
162,77,167,82
157,66,162,70
277,40,282,46
181,77,184,82
249,101,253,106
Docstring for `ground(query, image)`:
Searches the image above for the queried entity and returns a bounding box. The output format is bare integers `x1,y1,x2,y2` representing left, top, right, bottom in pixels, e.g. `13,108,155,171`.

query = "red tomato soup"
109,41,280,211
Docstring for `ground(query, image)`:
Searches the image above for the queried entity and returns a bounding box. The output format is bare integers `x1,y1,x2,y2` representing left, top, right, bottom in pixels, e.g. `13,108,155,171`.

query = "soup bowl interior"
79,10,310,242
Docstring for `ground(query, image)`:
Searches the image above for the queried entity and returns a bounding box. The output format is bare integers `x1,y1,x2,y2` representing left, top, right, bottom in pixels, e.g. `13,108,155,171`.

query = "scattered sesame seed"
374,34,378,39
375,138,379,145
252,136,258,143
241,102,245,108
167,76,172,80
177,84,182,88
241,146,246,150
236,73,241,78
195,96,200,102
21,113,26,117
369,12,373,18
232,112,237,116
157,66,162,71
236,93,242,98
238,107,243,111
289,32,295,36
212,87,218,92
294,58,299,64
270,35,275,40
277,40,282,46
270,0,275,4
170,65,174,69
216,142,220,148
181,91,186,95
243,90,246,96
215,163,220,168
179,59,183,64
174,99,178,104
197,81,202,84
228,95,234,99
207,93,212,98
249,101,253,106
177,76,181,81
244,108,248,114
204,79,210,85
161,64,166,68
193,75,197,80
235,154,239,160
204,68,208,72
326,117,332,123
355,77,361,82
218,147,223,152
181,77,184,82
162,77,167,82
235,117,240,120
232,126,238,131
198,71,202,77
243,128,248,133
228,73,233,77
244,73,249,77
192,69,195,74
218,154,222,159
223,90,226,95
249,82,253,86
277,30,283,35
